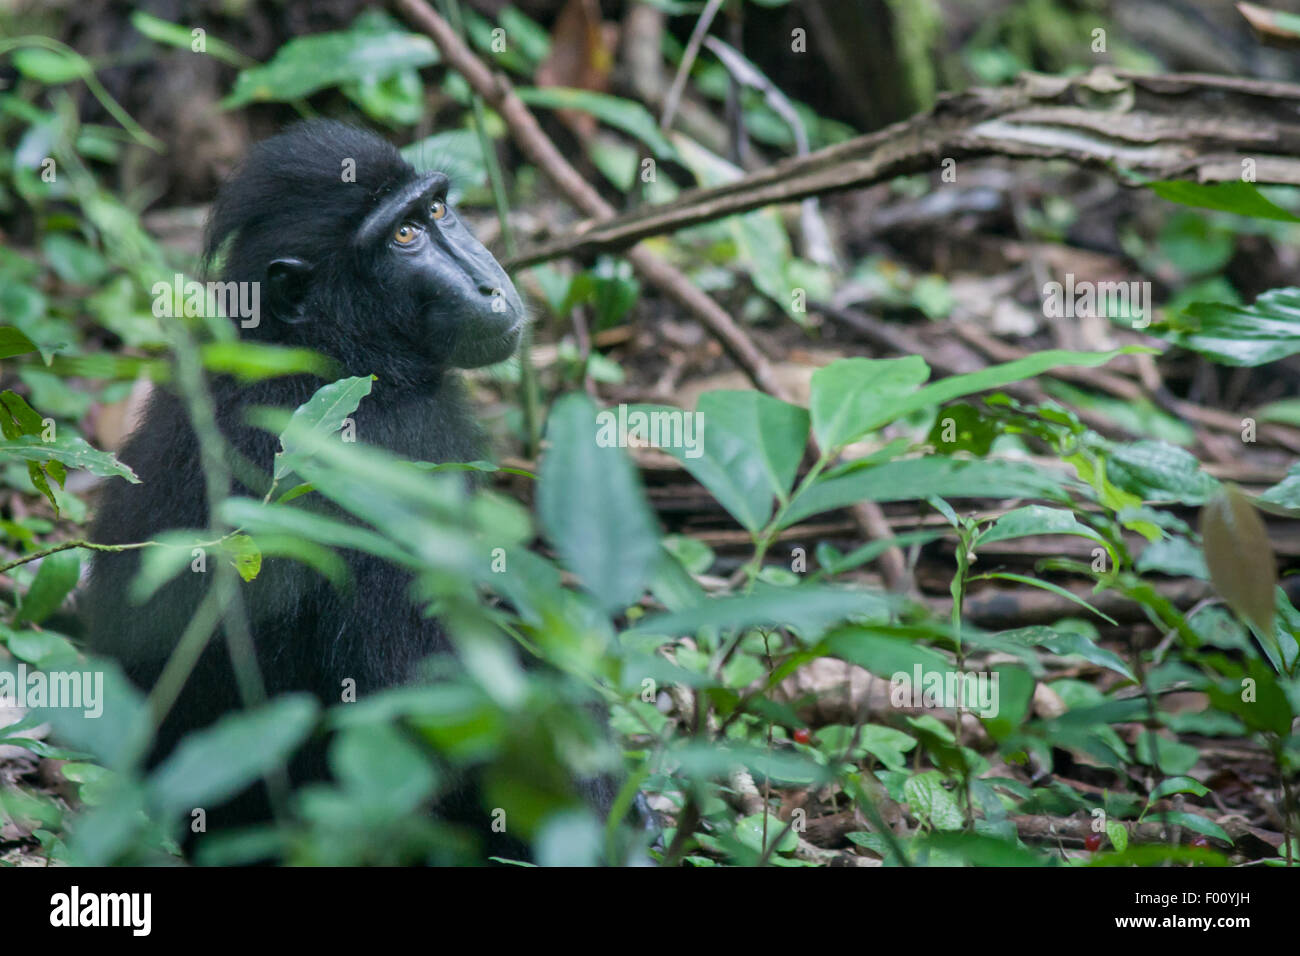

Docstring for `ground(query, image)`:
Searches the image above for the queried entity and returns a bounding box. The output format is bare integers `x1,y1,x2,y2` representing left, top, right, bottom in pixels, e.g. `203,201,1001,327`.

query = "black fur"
84,121,558,860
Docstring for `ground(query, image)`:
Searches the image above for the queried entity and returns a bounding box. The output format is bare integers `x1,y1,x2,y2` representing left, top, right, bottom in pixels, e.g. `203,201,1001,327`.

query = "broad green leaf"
1200,484,1277,638
1207,659,1293,735
0,327,40,359
12,48,89,84
221,23,439,107
220,497,413,569
1,626,80,668
824,624,953,678
41,235,109,285
904,771,964,831
1150,811,1233,845
884,347,1147,427
275,375,375,480
1150,181,1300,222
1105,819,1129,853
991,626,1136,682
148,695,319,817
623,585,894,643
921,830,1049,865
1105,440,1220,505
31,659,152,771
977,505,1106,549
1148,776,1210,801
1164,288,1300,366
516,87,676,158
1259,462,1300,511
810,355,929,450
645,392,807,532
784,457,1068,527
14,549,80,625
329,724,437,813
1136,536,1208,579
200,341,334,381
538,394,659,614
130,11,252,67
0,434,138,481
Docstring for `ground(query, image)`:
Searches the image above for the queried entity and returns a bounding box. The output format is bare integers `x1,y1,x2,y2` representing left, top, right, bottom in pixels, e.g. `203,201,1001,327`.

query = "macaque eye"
393,223,420,245
430,199,448,221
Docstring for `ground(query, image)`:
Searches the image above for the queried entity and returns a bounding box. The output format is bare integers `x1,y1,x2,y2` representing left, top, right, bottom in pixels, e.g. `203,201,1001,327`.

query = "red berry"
1191,835,1209,849
792,728,811,744
1084,833,1103,852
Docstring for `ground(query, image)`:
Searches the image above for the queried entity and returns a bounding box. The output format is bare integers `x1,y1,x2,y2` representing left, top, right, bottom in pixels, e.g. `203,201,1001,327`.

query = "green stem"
0,538,155,576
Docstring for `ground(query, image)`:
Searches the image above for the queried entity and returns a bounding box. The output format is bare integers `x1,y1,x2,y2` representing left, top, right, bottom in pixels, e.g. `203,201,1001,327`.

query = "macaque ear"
266,257,314,324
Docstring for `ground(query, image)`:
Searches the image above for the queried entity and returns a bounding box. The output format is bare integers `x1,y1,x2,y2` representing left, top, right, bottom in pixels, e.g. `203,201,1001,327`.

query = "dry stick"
509,69,1300,268
659,0,726,133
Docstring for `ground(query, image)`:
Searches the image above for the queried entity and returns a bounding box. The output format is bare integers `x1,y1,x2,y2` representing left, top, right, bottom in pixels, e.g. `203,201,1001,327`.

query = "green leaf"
14,549,80,625
920,830,1050,865
623,585,894,643
275,375,374,480
32,660,152,771
1105,440,1221,505
200,342,334,381
784,457,1068,527
810,355,930,450
219,498,413,569
885,348,1147,428
1163,288,1300,366
538,394,660,614
12,48,90,84
224,534,262,582
977,505,1106,549
0,327,40,359
1105,818,1129,853
1150,181,1300,223
904,771,964,831
981,572,1119,626
1150,811,1232,845
991,626,1136,682
1,626,80,668
148,695,319,817
221,23,439,107
645,392,807,533
401,129,488,197
41,234,109,285
1148,775,1210,801
824,624,953,678
1200,484,1277,638
0,434,138,482
130,12,252,67
329,725,437,813
515,87,676,158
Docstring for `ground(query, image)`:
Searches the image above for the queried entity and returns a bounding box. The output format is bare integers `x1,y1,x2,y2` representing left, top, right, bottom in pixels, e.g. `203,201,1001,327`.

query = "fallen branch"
510,69,1300,267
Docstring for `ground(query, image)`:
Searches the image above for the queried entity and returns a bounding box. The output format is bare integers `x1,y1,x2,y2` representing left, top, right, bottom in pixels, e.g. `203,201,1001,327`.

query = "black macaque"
84,120,617,862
